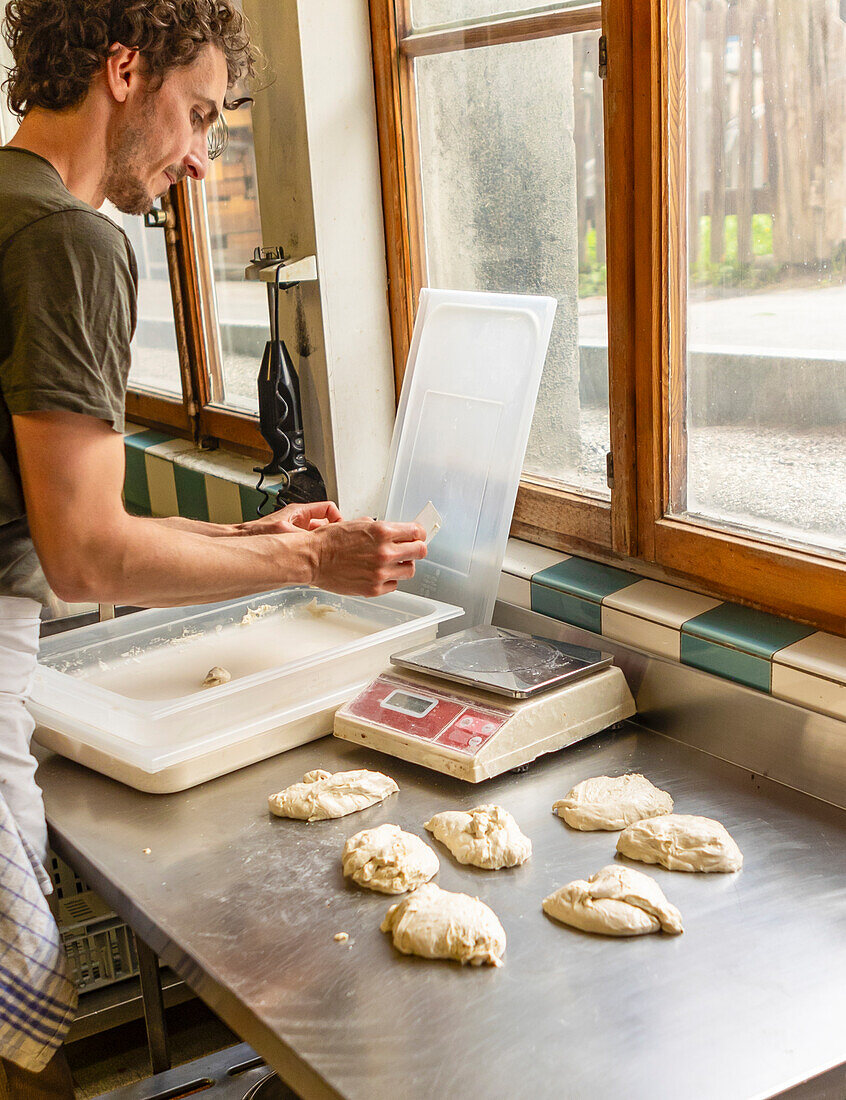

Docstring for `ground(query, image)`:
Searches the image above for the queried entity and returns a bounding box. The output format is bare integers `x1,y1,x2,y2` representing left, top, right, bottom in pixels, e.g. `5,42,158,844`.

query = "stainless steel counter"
39,723,846,1100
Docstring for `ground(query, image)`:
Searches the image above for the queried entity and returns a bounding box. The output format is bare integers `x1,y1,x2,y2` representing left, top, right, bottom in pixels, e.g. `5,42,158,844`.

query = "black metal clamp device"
244,247,327,515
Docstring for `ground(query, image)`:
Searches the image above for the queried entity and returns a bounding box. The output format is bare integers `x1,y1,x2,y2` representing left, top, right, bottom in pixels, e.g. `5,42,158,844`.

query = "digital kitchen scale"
333,626,636,782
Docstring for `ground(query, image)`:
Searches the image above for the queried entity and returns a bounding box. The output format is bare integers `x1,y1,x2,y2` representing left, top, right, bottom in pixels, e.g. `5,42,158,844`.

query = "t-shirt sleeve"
0,209,137,433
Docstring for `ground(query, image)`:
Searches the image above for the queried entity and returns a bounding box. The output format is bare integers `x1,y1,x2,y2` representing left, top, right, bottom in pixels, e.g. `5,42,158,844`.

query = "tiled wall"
499,540,846,725
124,426,846,726
124,424,281,523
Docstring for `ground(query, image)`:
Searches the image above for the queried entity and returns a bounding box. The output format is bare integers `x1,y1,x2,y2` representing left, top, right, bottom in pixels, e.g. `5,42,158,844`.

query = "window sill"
123,423,275,522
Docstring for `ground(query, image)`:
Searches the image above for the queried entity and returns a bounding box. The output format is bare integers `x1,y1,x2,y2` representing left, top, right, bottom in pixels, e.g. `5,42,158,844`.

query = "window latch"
606,450,615,488
598,34,608,79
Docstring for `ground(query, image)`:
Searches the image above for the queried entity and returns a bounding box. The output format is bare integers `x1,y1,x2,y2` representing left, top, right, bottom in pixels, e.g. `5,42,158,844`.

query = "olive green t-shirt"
0,147,137,604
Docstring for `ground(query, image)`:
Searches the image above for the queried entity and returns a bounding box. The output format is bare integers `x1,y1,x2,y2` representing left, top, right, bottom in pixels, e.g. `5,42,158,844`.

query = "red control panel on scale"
343,674,511,756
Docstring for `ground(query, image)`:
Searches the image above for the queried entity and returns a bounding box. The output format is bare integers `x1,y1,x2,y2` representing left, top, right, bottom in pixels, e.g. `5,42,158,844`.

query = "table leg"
134,934,171,1074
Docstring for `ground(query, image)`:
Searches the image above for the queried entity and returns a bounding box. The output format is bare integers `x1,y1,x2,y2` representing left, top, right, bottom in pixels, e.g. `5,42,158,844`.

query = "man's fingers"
377,521,427,543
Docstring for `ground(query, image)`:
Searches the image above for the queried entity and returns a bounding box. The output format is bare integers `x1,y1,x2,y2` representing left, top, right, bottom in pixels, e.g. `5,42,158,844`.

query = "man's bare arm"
13,412,425,607
153,500,343,538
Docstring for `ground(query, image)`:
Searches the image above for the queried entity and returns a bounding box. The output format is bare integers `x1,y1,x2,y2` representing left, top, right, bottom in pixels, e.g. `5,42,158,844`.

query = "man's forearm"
152,515,240,537
59,514,317,606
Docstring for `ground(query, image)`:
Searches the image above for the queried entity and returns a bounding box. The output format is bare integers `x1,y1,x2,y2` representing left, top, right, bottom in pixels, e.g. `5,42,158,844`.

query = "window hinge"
598,34,608,79
606,450,615,488
143,206,169,229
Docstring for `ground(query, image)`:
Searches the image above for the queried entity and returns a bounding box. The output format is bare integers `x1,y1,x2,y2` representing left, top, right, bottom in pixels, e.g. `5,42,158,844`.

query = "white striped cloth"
0,791,77,1072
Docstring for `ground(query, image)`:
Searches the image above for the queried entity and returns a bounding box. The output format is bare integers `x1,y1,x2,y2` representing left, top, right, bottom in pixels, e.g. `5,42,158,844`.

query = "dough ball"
202,665,231,688
617,813,743,872
268,769,399,822
553,773,673,831
543,864,683,936
342,824,439,894
381,883,506,967
424,805,532,869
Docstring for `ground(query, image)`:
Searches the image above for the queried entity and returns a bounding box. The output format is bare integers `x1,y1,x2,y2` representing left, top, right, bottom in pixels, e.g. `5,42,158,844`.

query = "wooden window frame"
370,0,846,633
125,181,268,458
633,0,845,632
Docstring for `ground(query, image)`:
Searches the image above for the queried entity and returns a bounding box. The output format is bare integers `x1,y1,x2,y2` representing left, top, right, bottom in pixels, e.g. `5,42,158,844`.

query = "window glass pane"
192,104,266,415
410,1,592,31
104,205,183,398
675,0,846,556
415,31,610,498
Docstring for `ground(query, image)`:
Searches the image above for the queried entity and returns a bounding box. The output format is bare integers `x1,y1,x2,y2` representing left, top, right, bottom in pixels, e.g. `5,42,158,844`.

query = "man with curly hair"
0,3,426,1094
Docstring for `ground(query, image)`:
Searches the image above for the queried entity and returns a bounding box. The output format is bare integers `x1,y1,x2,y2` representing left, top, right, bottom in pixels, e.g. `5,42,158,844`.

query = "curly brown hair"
2,0,257,116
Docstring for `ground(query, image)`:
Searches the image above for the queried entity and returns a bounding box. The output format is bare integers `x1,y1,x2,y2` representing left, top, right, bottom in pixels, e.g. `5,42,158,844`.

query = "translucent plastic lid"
382,288,556,633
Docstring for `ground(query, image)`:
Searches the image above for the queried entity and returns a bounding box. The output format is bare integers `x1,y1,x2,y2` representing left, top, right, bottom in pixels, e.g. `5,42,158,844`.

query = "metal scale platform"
333,626,636,782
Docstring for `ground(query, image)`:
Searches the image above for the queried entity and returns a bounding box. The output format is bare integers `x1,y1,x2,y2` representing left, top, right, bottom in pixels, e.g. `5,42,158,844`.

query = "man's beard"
101,120,180,215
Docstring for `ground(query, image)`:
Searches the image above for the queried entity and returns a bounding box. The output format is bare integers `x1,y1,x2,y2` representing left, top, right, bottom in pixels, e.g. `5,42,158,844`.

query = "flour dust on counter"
381,883,506,967
342,824,439,893
617,814,744,873
424,805,532,869
543,865,684,936
553,773,674,831
81,605,377,701
268,769,399,822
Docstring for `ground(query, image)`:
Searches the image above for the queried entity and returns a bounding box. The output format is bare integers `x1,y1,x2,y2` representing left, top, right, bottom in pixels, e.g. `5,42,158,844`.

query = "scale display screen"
380,689,438,718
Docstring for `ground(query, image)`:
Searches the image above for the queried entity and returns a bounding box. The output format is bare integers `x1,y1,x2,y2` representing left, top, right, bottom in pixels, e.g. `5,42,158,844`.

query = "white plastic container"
31,588,461,793
382,287,556,633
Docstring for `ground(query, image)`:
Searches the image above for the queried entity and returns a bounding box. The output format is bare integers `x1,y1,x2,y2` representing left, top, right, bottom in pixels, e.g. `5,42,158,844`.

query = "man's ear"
103,44,143,105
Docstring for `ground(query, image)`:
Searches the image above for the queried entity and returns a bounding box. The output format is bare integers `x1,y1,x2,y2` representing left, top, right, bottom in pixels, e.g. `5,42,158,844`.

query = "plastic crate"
50,848,89,900
49,848,143,994
61,910,139,994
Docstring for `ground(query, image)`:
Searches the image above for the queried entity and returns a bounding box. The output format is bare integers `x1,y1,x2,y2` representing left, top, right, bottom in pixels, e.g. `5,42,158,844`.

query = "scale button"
468,736,483,748
458,716,473,728
483,723,496,734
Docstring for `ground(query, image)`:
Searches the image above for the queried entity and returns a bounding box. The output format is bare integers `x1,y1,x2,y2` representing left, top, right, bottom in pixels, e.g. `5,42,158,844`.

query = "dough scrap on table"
553,773,673,831
202,665,231,688
617,813,743,872
342,823,439,894
268,769,399,822
424,805,532,869
381,883,506,967
543,864,683,936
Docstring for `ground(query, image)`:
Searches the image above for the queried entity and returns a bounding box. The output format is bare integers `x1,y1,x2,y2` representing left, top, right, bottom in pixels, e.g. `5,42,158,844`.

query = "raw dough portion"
553,773,674,831
543,864,683,936
240,603,273,626
268,769,398,822
424,805,532,869
617,813,743,872
342,824,439,894
381,883,506,967
305,597,338,618
202,665,231,688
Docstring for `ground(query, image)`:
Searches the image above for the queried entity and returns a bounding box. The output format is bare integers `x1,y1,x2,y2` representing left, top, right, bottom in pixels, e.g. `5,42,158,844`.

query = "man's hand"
235,501,342,536
310,519,427,597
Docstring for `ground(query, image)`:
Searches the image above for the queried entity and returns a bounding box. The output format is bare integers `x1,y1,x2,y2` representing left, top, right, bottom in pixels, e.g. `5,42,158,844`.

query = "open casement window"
370,1,638,560
371,0,846,632
634,0,846,631
126,102,268,455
